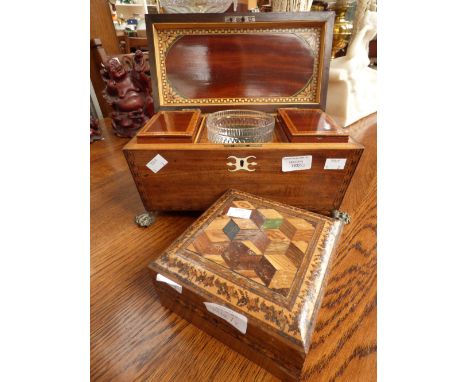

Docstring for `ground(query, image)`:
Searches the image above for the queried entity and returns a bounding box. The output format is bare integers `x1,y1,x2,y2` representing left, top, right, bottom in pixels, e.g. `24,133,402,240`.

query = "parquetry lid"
149,189,343,353
145,12,335,113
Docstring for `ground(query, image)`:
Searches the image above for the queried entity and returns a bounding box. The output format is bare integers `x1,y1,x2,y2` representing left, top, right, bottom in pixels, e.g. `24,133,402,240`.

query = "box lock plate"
226,156,257,172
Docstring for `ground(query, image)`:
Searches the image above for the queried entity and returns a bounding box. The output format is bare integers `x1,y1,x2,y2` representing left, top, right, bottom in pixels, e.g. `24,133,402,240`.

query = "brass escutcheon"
226,156,257,172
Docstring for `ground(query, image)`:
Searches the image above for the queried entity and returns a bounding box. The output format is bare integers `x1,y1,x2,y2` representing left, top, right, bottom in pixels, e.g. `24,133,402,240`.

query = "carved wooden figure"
101,50,154,138
90,116,102,143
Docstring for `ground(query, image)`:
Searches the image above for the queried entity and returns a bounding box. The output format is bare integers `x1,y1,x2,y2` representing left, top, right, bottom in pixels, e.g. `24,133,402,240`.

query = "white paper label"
227,207,252,219
282,155,312,172
156,274,182,294
204,302,248,334
324,158,347,170
146,154,168,173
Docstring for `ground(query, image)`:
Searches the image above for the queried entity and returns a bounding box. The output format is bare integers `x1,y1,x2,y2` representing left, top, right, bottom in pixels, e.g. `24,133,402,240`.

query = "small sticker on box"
282,155,312,172
204,302,248,334
146,154,168,173
324,158,347,170
227,207,252,219
156,274,182,294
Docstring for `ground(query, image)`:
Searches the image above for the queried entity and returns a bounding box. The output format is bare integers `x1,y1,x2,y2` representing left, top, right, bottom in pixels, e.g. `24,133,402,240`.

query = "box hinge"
225,15,256,23
332,210,351,224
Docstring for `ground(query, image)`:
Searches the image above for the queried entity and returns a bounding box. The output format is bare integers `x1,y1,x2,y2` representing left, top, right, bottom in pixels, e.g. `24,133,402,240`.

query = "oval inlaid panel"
165,34,315,99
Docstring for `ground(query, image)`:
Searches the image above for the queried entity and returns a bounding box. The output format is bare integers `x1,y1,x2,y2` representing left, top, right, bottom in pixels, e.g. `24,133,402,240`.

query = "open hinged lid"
136,109,202,143
277,108,349,142
145,12,335,113
149,189,343,354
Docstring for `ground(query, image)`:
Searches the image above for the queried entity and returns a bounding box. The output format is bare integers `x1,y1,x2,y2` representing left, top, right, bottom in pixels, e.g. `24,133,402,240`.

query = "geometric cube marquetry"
203,254,228,267
255,254,297,289
279,217,315,242
190,232,230,256
163,191,326,299
222,241,263,270
285,242,305,268
241,231,270,255
251,208,284,229
291,240,309,254
264,229,290,255
204,216,231,242
225,218,259,240
223,218,241,240
235,269,267,286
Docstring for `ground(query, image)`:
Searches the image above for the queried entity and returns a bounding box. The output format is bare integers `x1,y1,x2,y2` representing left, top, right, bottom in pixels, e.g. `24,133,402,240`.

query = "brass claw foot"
332,210,351,224
135,211,156,227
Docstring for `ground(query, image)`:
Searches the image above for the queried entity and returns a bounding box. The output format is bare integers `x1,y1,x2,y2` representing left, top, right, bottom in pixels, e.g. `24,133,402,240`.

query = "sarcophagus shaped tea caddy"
123,11,364,224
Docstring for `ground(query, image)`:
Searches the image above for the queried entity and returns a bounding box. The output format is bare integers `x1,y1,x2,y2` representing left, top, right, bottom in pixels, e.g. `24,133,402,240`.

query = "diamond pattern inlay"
186,199,317,296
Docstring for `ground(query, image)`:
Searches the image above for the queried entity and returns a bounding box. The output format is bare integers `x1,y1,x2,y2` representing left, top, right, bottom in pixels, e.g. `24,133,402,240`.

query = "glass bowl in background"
159,0,237,13
207,110,275,144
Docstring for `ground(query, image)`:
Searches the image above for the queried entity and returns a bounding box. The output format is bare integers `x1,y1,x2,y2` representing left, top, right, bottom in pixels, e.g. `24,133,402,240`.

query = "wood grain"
123,120,364,214
277,109,349,143
91,114,376,381
165,34,315,99
145,12,335,113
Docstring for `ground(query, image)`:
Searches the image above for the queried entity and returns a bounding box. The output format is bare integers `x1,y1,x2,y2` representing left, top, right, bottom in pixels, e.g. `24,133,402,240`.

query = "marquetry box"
148,189,344,381
123,12,364,216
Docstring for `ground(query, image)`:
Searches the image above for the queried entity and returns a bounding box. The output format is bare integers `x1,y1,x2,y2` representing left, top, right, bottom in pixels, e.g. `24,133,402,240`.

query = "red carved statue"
90,116,103,143
101,50,154,138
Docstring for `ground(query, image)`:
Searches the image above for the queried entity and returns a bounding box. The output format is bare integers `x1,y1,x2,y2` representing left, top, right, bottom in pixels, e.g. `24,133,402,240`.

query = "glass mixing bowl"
207,110,275,144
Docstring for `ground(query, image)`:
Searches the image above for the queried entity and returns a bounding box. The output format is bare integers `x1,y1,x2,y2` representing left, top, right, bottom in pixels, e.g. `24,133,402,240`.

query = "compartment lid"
148,189,343,353
136,109,201,143
277,108,349,142
145,12,335,113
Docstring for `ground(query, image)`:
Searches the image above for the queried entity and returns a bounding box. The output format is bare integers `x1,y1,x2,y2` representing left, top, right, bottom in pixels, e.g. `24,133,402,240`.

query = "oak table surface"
90,114,377,382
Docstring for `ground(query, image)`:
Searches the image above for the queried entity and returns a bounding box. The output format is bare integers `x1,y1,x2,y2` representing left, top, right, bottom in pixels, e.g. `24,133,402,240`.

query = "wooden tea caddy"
123,12,364,226
149,189,344,381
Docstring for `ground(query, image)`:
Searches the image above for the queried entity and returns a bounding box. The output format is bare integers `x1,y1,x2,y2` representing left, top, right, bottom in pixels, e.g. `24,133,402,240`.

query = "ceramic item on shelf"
271,0,313,12
326,10,377,127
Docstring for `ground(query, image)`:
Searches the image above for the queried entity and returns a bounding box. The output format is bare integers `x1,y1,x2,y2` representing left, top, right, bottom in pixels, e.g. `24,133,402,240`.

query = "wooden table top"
91,114,377,382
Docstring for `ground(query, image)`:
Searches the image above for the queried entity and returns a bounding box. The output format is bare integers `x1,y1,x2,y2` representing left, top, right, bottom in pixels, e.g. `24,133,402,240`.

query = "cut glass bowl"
159,0,237,13
207,110,275,144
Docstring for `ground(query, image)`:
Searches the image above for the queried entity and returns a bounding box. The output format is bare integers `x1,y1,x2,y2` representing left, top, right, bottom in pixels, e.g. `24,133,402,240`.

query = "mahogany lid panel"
277,108,349,143
136,109,201,143
149,189,343,353
145,12,335,113
165,34,315,99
